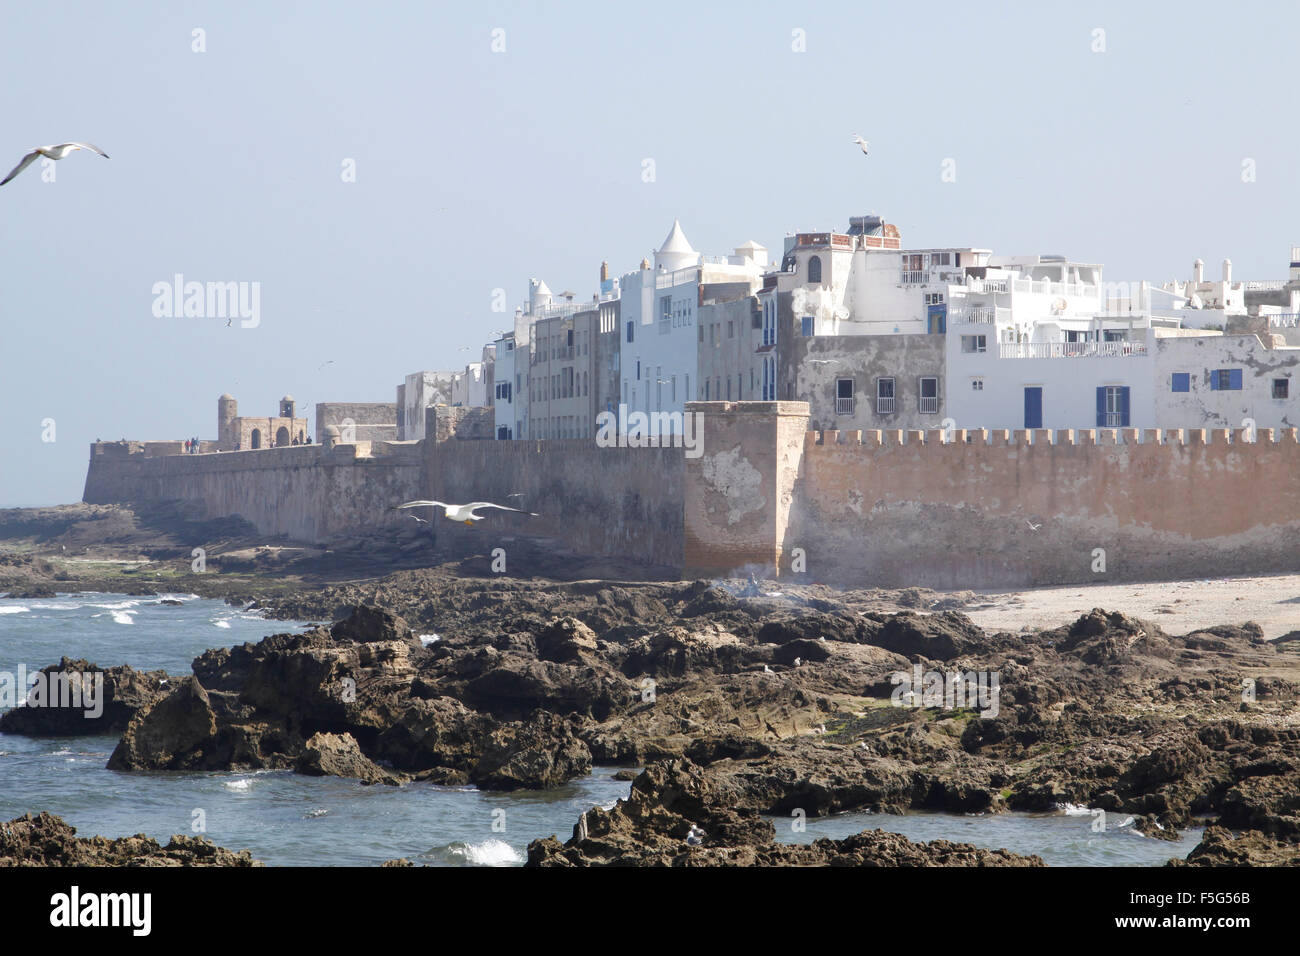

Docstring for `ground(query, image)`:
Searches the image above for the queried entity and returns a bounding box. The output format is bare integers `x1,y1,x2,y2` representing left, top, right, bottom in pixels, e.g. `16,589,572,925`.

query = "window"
961,334,987,354
699,325,704,343
1096,385,1130,428
660,296,671,331
808,255,822,284
876,377,896,415
971,378,984,391
626,321,634,344
835,378,854,415
801,316,814,337
1171,372,1190,392
727,320,734,338
1210,368,1242,390
1274,378,1290,400
919,377,939,414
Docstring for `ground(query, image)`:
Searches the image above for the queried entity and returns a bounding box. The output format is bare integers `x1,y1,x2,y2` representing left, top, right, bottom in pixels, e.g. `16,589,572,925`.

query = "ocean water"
771,807,1200,867
0,593,1197,866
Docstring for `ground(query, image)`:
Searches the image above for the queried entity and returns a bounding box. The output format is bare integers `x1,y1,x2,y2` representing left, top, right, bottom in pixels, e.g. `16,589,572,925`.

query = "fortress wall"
423,438,684,568
81,436,683,565
685,403,1300,588
86,403,1299,587
83,443,423,543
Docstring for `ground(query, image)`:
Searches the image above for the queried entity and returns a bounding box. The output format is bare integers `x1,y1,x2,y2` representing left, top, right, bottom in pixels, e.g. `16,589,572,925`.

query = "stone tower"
279,395,295,419
218,394,238,450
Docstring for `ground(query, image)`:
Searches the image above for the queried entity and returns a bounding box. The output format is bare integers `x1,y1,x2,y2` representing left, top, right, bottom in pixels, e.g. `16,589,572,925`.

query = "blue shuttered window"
1210,369,1242,390
1171,373,1190,392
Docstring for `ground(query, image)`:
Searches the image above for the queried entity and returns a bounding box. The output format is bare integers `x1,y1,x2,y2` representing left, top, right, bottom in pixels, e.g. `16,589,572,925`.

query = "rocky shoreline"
0,812,260,867
4,553,1299,865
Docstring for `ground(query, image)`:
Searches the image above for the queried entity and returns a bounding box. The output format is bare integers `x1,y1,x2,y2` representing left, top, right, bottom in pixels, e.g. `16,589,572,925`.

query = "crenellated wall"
84,402,1300,587
684,402,1300,588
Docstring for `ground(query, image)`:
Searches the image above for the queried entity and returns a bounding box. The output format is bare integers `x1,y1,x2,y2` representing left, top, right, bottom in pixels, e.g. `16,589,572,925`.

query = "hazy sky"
2,0,1297,506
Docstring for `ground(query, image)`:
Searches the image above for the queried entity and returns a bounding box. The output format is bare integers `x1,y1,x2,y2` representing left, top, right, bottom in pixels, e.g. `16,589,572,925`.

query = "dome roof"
281,395,294,402
219,393,235,401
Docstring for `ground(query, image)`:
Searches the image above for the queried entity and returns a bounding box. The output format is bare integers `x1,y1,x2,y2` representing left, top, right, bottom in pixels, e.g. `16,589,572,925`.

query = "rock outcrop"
0,812,260,866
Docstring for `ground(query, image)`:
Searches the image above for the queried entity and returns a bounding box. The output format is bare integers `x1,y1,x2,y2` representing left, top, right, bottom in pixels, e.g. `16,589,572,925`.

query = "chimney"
1193,258,1204,284
1222,258,1233,284
600,260,609,282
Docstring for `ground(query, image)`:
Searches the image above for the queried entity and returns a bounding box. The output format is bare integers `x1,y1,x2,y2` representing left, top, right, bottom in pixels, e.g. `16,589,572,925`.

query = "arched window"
807,255,822,284
250,428,262,449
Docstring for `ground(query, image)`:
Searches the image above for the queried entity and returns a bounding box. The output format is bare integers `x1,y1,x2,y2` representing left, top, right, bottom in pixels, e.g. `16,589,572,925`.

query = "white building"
618,219,767,437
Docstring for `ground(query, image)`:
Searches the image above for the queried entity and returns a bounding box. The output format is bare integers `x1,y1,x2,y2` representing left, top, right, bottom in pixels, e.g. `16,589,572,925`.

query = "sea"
0,593,1199,866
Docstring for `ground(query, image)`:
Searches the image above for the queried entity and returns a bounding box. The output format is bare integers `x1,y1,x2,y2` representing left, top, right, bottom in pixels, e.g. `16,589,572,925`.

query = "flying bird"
1,142,110,187
1025,520,1042,531
397,500,537,526
851,134,869,156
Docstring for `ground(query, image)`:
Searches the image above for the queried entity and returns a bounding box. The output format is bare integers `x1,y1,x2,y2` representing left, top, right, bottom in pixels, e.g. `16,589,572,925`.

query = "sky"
2,0,1297,506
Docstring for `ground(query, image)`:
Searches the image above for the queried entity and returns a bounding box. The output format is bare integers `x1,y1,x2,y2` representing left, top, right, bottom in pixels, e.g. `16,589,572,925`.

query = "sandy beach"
963,573,1300,640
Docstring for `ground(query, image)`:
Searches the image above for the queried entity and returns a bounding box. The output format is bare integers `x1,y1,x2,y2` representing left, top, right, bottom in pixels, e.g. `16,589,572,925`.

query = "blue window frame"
1023,387,1042,429
626,321,634,344
801,316,814,337
1209,368,1242,390
1096,385,1130,427
1171,372,1190,392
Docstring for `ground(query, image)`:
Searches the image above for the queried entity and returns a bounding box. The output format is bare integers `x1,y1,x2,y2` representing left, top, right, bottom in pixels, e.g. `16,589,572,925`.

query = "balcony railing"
876,395,895,414
900,270,925,284
998,341,1148,358
966,278,1008,294
1243,280,1286,291
919,395,939,414
1267,313,1300,328
835,396,855,415
949,305,1010,325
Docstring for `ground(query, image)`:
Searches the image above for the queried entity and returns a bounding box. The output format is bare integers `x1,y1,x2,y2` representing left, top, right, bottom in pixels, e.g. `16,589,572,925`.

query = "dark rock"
0,811,259,866
0,658,170,736
297,732,406,786
107,677,220,771
470,711,592,790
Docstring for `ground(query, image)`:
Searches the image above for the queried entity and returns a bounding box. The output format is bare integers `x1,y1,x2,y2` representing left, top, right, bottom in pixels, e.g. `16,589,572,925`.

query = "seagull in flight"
397,500,537,526
1,142,110,187
851,134,869,156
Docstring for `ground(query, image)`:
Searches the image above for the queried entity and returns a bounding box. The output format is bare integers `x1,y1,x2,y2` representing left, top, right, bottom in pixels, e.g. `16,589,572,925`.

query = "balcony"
1268,313,1300,328
875,396,895,414
998,341,1148,358
919,395,939,414
949,305,1010,325
966,278,1008,294
835,396,855,415
900,270,925,284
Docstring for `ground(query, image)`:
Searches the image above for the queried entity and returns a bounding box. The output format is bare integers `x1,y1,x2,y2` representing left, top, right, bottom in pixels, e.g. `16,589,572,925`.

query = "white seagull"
851,134,870,156
1,142,110,187
397,500,537,526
